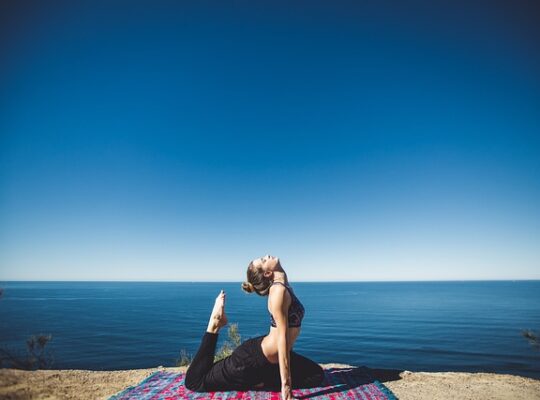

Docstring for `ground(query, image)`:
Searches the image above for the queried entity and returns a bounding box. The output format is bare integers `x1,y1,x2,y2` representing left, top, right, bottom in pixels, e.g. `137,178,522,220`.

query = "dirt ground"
0,363,539,400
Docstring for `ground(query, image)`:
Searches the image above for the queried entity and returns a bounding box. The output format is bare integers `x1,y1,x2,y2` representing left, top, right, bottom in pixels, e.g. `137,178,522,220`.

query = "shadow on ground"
254,366,403,399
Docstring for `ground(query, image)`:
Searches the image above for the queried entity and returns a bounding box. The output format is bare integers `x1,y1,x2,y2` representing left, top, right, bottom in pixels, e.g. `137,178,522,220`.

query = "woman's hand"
281,384,296,400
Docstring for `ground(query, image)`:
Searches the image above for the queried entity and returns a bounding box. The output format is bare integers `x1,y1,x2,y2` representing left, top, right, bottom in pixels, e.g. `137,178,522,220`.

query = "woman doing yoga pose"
185,255,324,400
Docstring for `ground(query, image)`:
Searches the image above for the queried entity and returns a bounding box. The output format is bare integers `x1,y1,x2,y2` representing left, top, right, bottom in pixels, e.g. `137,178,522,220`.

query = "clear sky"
1,1,539,281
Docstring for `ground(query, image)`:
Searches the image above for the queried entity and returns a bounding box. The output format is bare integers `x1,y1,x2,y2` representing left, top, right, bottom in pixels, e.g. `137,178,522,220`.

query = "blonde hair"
241,261,273,296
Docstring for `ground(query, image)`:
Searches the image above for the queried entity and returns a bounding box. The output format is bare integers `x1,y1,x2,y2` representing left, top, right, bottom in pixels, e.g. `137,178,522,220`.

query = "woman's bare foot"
206,290,228,334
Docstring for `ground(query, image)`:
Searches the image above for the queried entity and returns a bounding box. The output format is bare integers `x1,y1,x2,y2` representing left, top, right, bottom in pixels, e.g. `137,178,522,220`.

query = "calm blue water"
1,281,539,378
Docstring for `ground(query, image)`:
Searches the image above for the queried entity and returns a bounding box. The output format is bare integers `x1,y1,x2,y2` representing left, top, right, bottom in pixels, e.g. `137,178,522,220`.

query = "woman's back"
260,281,303,364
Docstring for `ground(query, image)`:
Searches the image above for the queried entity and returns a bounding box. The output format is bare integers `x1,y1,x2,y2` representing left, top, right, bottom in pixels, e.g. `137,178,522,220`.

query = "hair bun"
241,281,255,294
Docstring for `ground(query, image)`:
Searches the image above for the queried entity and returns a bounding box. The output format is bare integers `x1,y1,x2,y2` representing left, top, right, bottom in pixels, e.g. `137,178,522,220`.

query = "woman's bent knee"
185,379,204,392
184,372,203,392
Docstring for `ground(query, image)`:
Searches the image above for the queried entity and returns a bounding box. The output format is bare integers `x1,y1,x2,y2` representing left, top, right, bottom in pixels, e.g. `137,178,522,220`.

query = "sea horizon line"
1,279,539,283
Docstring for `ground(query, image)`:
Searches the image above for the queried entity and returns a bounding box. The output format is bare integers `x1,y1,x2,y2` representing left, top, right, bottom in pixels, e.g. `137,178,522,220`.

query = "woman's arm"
268,285,294,399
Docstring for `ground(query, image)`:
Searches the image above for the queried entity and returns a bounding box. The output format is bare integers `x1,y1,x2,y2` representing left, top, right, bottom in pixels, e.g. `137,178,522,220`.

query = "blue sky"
1,1,539,281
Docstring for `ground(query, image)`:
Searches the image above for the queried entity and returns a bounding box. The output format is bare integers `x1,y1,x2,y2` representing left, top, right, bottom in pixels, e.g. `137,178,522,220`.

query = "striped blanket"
109,367,397,400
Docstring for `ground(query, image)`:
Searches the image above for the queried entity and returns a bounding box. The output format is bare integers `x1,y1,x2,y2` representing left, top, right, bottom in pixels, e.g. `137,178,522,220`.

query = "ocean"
0,281,539,378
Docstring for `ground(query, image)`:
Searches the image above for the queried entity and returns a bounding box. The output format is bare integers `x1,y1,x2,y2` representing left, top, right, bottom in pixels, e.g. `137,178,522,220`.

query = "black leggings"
185,331,325,392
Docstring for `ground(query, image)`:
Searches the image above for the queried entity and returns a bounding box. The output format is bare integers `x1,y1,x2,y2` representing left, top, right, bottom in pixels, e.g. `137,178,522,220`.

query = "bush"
214,323,241,362
176,348,193,367
176,323,242,367
522,329,540,350
0,334,54,370
0,288,54,370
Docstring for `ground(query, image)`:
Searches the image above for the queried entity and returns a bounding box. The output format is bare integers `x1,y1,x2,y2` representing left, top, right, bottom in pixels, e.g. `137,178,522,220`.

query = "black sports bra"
269,281,305,328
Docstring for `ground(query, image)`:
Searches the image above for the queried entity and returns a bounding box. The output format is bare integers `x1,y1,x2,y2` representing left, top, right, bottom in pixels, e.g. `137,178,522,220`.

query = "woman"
185,254,324,400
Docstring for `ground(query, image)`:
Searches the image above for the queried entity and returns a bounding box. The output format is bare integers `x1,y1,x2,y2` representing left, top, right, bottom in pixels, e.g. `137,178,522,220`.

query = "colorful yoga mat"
109,367,397,400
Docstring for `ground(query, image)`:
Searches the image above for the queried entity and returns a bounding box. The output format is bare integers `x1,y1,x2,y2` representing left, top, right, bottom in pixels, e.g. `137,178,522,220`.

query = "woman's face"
252,254,280,274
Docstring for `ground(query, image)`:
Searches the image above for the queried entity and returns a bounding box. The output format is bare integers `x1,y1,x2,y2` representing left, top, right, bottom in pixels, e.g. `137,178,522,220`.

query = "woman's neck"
272,271,288,285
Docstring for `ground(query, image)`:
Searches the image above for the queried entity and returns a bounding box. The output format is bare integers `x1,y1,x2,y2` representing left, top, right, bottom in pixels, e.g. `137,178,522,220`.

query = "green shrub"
177,323,242,367
0,288,54,370
176,348,193,367
0,334,54,370
522,329,540,350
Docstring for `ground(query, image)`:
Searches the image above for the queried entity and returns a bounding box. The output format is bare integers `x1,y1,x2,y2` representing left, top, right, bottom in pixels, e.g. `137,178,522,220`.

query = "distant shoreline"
1,364,539,400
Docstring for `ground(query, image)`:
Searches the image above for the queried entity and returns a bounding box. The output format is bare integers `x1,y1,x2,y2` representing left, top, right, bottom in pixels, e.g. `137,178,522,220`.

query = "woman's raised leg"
184,290,228,391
